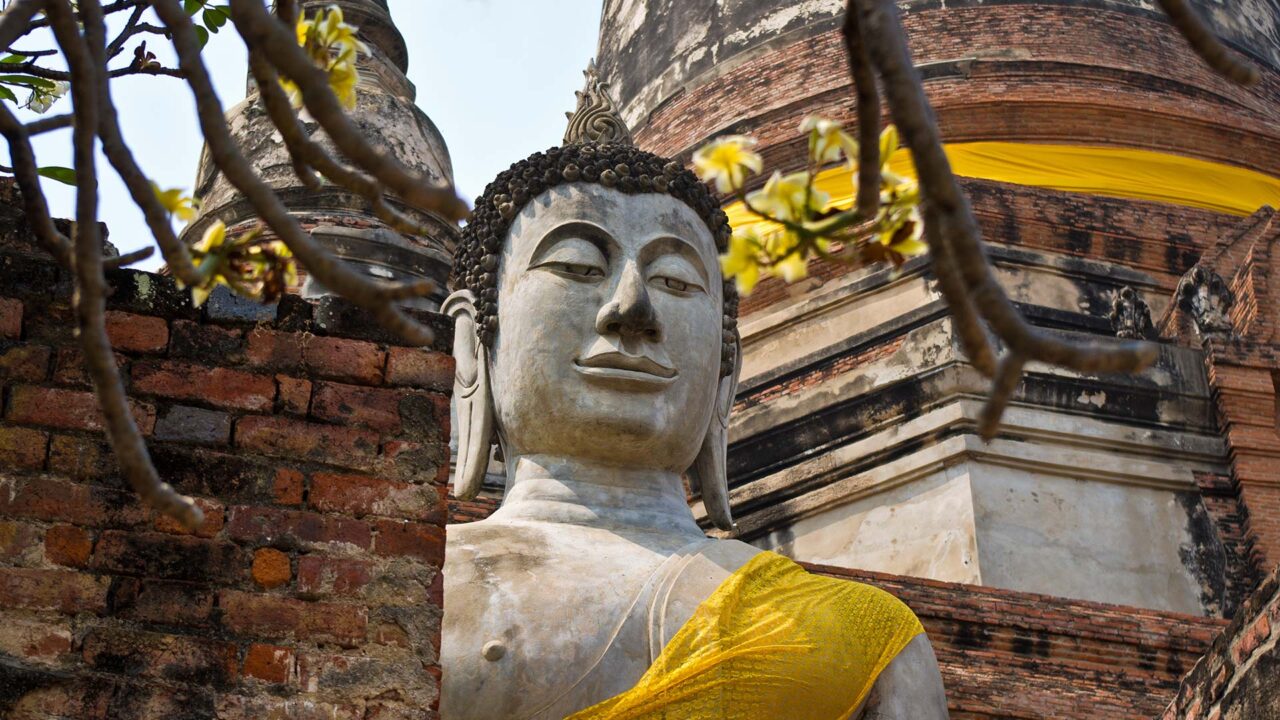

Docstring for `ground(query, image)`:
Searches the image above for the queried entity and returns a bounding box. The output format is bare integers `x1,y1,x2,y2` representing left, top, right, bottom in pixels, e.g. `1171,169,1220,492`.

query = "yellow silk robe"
569,551,924,720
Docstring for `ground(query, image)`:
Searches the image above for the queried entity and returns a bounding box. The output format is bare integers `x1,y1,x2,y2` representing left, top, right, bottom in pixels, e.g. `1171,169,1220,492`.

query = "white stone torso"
440,519,761,720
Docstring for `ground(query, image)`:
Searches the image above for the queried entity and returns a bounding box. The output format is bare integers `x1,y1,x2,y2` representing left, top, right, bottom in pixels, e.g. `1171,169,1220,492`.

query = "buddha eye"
547,262,605,279
656,276,692,292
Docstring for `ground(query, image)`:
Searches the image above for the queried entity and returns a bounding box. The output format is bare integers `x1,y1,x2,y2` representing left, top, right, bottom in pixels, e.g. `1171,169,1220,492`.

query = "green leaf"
203,7,227,30
0,85,16,103
0,74,56,90
184,0,206,14
194,25,210,49
37,166,76,186
1,54,27,64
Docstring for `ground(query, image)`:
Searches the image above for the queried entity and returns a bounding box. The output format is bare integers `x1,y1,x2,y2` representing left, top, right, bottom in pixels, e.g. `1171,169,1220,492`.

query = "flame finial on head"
563,59,633,146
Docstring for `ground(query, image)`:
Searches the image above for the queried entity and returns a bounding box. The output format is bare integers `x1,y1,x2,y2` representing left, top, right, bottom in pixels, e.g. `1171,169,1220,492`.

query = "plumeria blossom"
179,221,299,308
27,81,68,114
800,115,858,166
749,171,830,223
721,228,765,294
281,5,369,110
151,183,200,223
692,135,763,194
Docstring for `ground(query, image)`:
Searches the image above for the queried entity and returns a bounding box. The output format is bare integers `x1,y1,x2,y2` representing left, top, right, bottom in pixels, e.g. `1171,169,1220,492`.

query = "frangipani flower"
800,115,857,166
27,81,68,114
693,135,763,194
749,171,829,223
721,227,764,294
151,183,199,223
282,5,369,110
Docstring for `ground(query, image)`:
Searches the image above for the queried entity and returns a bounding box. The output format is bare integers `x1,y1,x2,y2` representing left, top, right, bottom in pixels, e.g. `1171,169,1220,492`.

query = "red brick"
170,320,244,360
0,297,21,338
219,589,367,648
236,415,379,470
253,547,292,589
0,424,48,469
50,346,126,387
385,347,454,391
226,506,372,550
246,328,304,369
373,519,445,564
311,382,404,432
0,475,148,527
243,643,294,683
90,530,249,584
277,374,312,416
297,555,372,598
0,343,50,381
152,497,225,538
108,577,216,627
6,385,155,435
132,360,276,412
103,310,169,353
47,434,114,480
311,472,441,521
273,468,305,506
44,524,92,567
82,626,238,684
0,617,71,665
0,520,42,564
0,567,108,613
304,336,385,385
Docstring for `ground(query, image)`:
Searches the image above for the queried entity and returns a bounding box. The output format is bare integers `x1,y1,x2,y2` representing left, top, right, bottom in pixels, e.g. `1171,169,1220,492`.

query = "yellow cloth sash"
568,551,924,720
724,142,1280,237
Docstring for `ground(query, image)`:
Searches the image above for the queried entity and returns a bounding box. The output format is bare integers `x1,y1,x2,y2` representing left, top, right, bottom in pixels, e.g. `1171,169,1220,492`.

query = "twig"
49,0,202,530
0,0,46,55
842,0,881,220
227,0,467,222
1155,0,1259,85
25,112,73,135
81,0,202,286
978,351,1025,439
151,0,439,345
103,245,155,268
0,103,73,266
247,49,431,235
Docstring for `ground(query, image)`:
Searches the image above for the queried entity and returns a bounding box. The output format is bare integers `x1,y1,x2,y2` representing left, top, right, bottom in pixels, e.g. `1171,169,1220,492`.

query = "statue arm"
851,635,950,719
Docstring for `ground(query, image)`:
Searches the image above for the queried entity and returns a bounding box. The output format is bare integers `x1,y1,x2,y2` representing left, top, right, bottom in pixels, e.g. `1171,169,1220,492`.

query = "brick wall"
1162,564,1280,719
0,234,453,718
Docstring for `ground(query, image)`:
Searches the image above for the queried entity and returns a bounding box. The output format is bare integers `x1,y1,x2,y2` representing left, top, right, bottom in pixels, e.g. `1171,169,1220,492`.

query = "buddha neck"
488,454,705,539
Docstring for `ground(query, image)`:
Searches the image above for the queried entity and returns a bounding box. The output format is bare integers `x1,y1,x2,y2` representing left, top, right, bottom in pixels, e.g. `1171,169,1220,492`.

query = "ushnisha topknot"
450,142,740,377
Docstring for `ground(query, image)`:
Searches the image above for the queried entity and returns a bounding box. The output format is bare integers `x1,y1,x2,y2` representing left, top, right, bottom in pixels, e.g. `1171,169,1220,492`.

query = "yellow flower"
721,228,764,294
800,116,857,165
878,205,928,257
693,135,763,194
194,220,227,254
749,171,829,223
878,124,900,169
774,252,808,283
286,5,369,110
151,183,199,223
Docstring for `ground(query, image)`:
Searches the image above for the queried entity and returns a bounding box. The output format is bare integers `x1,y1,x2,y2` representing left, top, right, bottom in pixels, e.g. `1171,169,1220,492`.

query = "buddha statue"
439,134,948,718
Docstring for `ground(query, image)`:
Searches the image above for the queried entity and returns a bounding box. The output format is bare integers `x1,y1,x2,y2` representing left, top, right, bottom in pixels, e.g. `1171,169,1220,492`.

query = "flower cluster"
152,184,298,307
280,4,368,110
693,116,928,294
26,80,68,114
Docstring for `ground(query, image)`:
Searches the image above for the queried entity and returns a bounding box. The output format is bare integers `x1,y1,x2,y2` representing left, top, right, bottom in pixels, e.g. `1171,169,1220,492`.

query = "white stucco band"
704,401,1230,616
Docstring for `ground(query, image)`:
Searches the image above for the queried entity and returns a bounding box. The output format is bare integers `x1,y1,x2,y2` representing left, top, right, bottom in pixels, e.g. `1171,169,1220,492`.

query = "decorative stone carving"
440,145,948,719
1110,286,1155,339
563,59,634,146
1176,265,1234,339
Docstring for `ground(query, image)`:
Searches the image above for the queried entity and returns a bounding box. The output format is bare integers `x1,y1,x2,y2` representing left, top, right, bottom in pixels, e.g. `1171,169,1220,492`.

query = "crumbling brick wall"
1162,564,1280,719
0,238,453,719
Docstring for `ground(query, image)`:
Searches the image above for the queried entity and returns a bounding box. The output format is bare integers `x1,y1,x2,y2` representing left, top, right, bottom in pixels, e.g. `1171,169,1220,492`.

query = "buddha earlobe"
690,337,741,531
442,290,494,501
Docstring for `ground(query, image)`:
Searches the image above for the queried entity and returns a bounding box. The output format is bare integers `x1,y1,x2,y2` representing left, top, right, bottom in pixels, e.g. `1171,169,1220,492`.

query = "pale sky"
5,1,604,270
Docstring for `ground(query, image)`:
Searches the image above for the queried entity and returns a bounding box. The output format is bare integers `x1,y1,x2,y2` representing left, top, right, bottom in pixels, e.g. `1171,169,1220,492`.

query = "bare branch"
103,245,155,268
920,203,997,376
977,351,1025,439
842,0,881,220
0,104,73,265
0,0,46,54
228,0,467,223
1156,0,1259,85
151,0,439,345
50,0,202,530
247,50,432,235
25,112,73,135
81,1,202,285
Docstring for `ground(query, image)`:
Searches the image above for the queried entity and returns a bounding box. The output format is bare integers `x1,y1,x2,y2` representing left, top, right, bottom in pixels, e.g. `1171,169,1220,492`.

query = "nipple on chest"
482,640,506,661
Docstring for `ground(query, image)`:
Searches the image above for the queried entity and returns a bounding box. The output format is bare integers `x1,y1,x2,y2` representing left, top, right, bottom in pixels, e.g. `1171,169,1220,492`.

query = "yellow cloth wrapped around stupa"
569,551,924,720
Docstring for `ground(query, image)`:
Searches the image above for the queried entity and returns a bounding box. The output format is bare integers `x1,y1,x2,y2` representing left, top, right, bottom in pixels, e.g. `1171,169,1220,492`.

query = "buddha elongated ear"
442,290,493,501
689,337,741,531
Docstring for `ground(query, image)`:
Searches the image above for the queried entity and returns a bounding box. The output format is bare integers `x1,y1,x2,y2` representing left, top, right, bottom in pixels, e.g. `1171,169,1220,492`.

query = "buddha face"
488,183,724,471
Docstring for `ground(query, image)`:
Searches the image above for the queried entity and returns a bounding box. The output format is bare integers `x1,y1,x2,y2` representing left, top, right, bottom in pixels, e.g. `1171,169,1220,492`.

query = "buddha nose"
596,263,661,342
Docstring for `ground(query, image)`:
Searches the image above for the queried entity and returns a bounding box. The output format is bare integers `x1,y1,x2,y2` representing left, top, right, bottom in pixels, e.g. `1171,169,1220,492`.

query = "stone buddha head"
444,143,740,529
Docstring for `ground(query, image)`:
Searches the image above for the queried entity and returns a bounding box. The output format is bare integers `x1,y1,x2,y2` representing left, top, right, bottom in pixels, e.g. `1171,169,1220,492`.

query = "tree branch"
842,0,881,220
1155,0,1259,85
